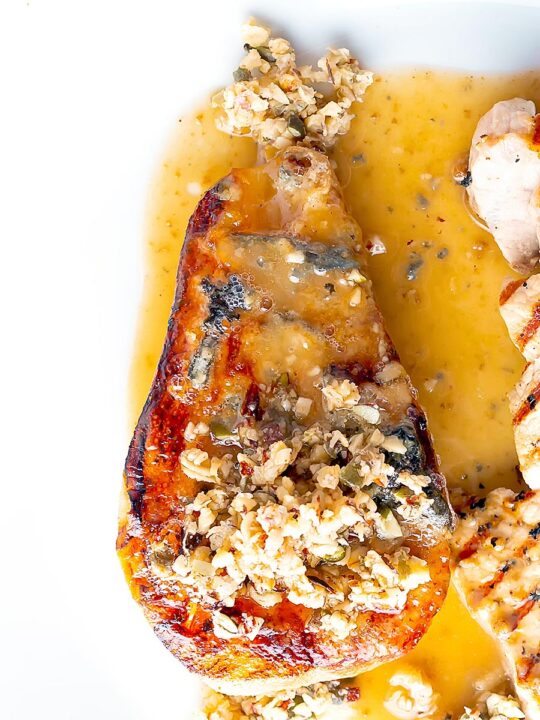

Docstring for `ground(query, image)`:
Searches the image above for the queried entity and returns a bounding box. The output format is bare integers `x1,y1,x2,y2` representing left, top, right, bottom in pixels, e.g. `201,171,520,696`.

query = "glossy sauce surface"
130,71,540,718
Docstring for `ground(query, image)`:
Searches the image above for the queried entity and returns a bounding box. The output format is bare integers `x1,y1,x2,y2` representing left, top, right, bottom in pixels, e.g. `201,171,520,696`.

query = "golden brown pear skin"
117,147,452,695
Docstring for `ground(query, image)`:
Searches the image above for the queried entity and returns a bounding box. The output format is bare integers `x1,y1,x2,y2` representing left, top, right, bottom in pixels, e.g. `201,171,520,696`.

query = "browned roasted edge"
124,183,226,521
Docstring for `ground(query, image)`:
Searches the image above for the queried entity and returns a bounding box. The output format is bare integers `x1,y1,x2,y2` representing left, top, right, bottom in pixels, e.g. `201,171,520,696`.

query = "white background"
1,1,540,718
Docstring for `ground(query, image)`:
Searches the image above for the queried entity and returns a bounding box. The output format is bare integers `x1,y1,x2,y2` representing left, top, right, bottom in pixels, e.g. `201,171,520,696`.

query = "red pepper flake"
343,687,361,703
239,461,253,477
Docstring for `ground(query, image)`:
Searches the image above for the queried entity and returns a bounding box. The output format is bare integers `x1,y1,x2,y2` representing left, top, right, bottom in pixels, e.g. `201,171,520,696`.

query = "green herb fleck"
244,43,276,63
287,113,306,139
233,67,251,82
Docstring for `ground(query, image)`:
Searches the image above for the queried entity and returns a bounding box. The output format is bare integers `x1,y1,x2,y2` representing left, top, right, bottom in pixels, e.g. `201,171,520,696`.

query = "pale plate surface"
1,1,540,719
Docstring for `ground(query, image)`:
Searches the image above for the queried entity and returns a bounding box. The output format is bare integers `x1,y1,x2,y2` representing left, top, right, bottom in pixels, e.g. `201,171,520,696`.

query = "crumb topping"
167,373,434,640
212,18,373,151
458,693,525,720
196,681,358,720
384,666,439,720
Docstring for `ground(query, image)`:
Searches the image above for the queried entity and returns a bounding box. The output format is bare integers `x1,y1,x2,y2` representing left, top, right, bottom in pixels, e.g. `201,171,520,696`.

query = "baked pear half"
117,142,453,695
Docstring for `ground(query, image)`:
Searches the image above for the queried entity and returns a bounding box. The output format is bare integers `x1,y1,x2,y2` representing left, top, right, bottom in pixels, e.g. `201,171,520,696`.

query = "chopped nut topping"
212,18,373,151
315,464,341,489
347,268,366,285
184,421,210,442
352,404,381,424
197,680,356,720
384,666,439,720
458,693,525,720
285,250,305,264
380,435,407,454
212,610,240,639
180,448,228,483
174,376,434,639
322,378,360,411
294,396,313,419
367,235,387,256
349,287,362,306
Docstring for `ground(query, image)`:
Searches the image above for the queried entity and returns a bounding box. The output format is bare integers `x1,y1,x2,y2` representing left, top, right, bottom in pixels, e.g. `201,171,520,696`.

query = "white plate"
1,1,540,718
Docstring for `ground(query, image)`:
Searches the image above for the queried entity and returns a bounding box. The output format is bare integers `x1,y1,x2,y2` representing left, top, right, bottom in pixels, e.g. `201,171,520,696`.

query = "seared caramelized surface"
118,146,452,694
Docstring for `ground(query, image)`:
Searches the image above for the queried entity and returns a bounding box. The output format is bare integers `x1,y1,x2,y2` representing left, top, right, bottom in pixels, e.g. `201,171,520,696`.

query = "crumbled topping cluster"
165,372,434,641
458,693,525,720
197,681,357,720
212,19,373,150
384,666,439,720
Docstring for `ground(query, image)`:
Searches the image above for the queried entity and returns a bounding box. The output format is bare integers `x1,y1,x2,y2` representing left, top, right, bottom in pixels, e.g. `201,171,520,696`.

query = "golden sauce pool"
130,71,540,718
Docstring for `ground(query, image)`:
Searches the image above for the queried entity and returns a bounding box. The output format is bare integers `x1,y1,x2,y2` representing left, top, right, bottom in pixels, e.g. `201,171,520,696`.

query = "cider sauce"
130,71,540,718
